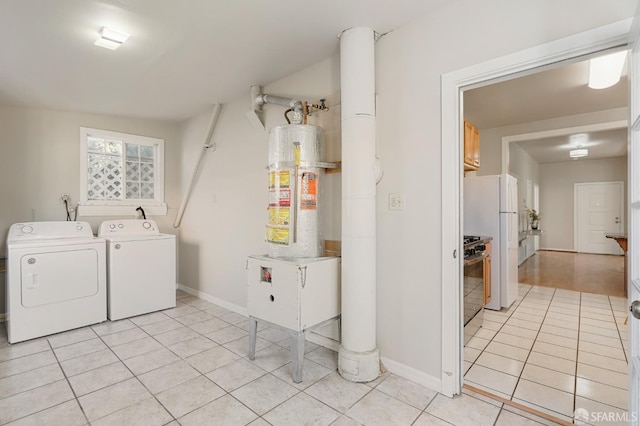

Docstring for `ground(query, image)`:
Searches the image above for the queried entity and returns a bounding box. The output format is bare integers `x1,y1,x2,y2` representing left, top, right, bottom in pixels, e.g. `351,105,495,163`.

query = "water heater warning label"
266,226,289,245
267,207,290,226
268,170,291,207
268,171,290,188
269,189,290,207
300,172,318,210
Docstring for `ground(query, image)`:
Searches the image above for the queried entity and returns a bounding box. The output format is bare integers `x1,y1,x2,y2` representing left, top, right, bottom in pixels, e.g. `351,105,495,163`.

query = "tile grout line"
463,286,538,399
162,298,336,424
4,338,95,426
608,294,629,364
571,290,583,422
90,322,181,425
79,301,241,424
508,287,556,406
464,284,533,379
88,299,266,423
49,337,93,425
464,286,592,422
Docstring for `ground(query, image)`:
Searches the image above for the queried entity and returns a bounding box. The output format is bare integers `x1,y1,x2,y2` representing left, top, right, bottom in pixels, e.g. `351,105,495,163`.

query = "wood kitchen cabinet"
483,242,491,305
464,120,480,171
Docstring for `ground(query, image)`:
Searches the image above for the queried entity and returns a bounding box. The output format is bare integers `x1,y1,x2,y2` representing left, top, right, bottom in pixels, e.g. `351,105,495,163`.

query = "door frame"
574,181,625,254
440,19,633,397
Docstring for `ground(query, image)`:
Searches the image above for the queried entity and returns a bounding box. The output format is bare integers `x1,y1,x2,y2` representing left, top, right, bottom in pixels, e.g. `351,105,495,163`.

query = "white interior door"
628,13,640,424
575,182,624,255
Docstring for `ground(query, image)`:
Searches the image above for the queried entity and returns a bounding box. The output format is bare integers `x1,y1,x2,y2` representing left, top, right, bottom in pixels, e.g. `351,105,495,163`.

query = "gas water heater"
266,124,324,258
246,90,340,384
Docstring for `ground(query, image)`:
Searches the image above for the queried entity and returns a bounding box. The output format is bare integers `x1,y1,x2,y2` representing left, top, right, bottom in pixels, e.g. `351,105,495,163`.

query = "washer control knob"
76,225,83,231
21,225,33,234
109,224,116,229
143,221,152,229
118,224,124,229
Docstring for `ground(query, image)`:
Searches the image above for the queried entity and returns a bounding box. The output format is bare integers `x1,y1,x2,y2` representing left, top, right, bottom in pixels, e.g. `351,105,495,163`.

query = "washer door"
21,249,99,307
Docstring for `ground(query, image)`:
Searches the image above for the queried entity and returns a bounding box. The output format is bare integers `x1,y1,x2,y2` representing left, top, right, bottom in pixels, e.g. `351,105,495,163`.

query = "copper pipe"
303,101,308,124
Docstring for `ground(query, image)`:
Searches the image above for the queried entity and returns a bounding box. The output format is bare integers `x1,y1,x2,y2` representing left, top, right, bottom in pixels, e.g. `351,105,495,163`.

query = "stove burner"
463,235,481,245
463,236,488,260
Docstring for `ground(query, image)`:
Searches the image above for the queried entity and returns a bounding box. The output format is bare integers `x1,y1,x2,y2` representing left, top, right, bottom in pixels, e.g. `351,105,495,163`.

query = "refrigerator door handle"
499,211,517,214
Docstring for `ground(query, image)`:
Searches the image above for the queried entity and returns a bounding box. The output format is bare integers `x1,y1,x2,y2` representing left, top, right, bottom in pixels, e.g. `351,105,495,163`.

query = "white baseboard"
175,283,441,395
176,284,247,316
539,248,576,253
380,356,442,394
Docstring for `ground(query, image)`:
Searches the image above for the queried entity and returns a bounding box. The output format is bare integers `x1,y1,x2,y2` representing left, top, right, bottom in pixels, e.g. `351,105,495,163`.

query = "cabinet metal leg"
291,331,305,383
248,317,257,360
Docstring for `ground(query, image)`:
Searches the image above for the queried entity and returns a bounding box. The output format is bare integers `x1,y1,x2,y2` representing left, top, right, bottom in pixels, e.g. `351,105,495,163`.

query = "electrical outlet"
389,193,405,211
60,193,70,203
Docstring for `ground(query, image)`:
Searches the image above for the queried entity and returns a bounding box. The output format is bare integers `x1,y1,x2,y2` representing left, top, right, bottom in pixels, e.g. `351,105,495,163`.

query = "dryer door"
21,249,99,307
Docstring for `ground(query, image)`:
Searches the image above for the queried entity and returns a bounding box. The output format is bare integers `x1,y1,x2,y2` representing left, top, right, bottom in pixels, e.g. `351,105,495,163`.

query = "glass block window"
80,127,165,214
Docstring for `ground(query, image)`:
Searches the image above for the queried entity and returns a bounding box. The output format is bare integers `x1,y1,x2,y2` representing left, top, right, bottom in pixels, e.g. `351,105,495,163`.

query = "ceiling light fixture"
95,27,129,50
588,51,627,89
569,148,589,158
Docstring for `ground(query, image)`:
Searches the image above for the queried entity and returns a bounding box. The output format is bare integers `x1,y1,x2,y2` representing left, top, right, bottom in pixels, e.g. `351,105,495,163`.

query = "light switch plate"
389,193,405,210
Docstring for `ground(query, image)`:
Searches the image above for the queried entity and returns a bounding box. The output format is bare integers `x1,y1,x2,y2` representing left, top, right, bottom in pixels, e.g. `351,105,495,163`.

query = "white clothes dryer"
6,221,106,343
98,219,176,321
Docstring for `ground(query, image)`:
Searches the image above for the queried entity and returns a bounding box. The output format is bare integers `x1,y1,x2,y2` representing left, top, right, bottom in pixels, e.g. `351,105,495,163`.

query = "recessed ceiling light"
95,27,130,50
588,51,627,89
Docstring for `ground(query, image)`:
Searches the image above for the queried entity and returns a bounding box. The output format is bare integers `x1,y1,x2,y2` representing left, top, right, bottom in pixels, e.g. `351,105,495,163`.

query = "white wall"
539,157,627,251
373,0,634,384
508,144,540,263
473,108,628,254
177,0,635,388
177,55,341,310
0,105,181,315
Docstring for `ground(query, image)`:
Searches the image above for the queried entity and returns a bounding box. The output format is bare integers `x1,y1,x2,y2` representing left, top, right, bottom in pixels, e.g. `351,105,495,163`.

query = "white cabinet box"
247,255,340,331
246,255,340,382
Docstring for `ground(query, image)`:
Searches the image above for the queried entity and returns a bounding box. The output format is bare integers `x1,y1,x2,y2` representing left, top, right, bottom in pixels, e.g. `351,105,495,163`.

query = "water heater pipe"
173,104,222,228
254,93,304,124
338,27,380,382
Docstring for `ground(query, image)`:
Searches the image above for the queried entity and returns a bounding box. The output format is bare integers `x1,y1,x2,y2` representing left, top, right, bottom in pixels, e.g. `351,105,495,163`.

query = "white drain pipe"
173,104,222,228
338,27,380,382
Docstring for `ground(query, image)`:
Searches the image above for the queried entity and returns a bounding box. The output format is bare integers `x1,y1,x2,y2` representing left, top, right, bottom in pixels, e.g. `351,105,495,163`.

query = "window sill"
77,203,168,217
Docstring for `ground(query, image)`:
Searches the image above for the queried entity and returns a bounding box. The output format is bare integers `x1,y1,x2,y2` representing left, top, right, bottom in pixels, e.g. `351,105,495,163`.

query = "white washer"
98,219,176,320
6,221,107,343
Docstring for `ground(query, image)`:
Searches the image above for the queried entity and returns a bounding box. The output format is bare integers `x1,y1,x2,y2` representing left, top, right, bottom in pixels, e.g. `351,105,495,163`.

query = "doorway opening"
439,16,633,420
459,44,629,422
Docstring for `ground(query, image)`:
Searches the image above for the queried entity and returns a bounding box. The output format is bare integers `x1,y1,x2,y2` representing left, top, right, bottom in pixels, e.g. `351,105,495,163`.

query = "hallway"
518,251,625,297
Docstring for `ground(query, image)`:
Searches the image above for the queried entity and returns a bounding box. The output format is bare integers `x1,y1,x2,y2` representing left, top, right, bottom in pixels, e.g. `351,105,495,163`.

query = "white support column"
338,26,380,382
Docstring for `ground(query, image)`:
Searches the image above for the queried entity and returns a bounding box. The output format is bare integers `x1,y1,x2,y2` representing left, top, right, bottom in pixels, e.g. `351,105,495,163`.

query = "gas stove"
463,235,489,261
463,235,481,246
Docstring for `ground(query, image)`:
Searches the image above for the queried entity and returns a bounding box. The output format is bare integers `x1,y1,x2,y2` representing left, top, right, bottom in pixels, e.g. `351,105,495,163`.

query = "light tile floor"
464,284,629,425
0,290,562,425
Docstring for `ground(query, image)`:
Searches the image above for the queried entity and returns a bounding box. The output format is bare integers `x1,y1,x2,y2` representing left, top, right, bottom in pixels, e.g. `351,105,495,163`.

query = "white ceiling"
514,128,627,163
0,0,450,122
0,1,630,162
464,56,629,163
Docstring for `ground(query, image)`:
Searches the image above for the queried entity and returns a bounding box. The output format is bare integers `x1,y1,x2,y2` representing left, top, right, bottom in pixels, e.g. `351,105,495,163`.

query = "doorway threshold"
463,384,572,426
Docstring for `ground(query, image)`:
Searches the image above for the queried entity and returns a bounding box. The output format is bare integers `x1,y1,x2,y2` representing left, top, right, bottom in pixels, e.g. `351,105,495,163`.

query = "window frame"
78,127,167,216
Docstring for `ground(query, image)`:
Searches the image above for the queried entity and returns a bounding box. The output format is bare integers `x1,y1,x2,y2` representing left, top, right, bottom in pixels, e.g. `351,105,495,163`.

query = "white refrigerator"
464,174,518,310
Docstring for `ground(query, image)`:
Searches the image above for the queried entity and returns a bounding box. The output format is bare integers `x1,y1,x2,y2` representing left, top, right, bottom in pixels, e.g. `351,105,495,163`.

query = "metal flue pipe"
173,104,222,228
255,94,304,124
338,27,380,382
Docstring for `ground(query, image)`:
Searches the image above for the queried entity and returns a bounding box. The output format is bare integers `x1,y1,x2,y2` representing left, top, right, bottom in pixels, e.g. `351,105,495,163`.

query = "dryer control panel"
98,219,160,236
7,221,93,241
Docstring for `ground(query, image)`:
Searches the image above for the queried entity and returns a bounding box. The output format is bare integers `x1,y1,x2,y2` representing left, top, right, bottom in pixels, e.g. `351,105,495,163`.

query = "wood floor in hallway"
518,250,625,298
